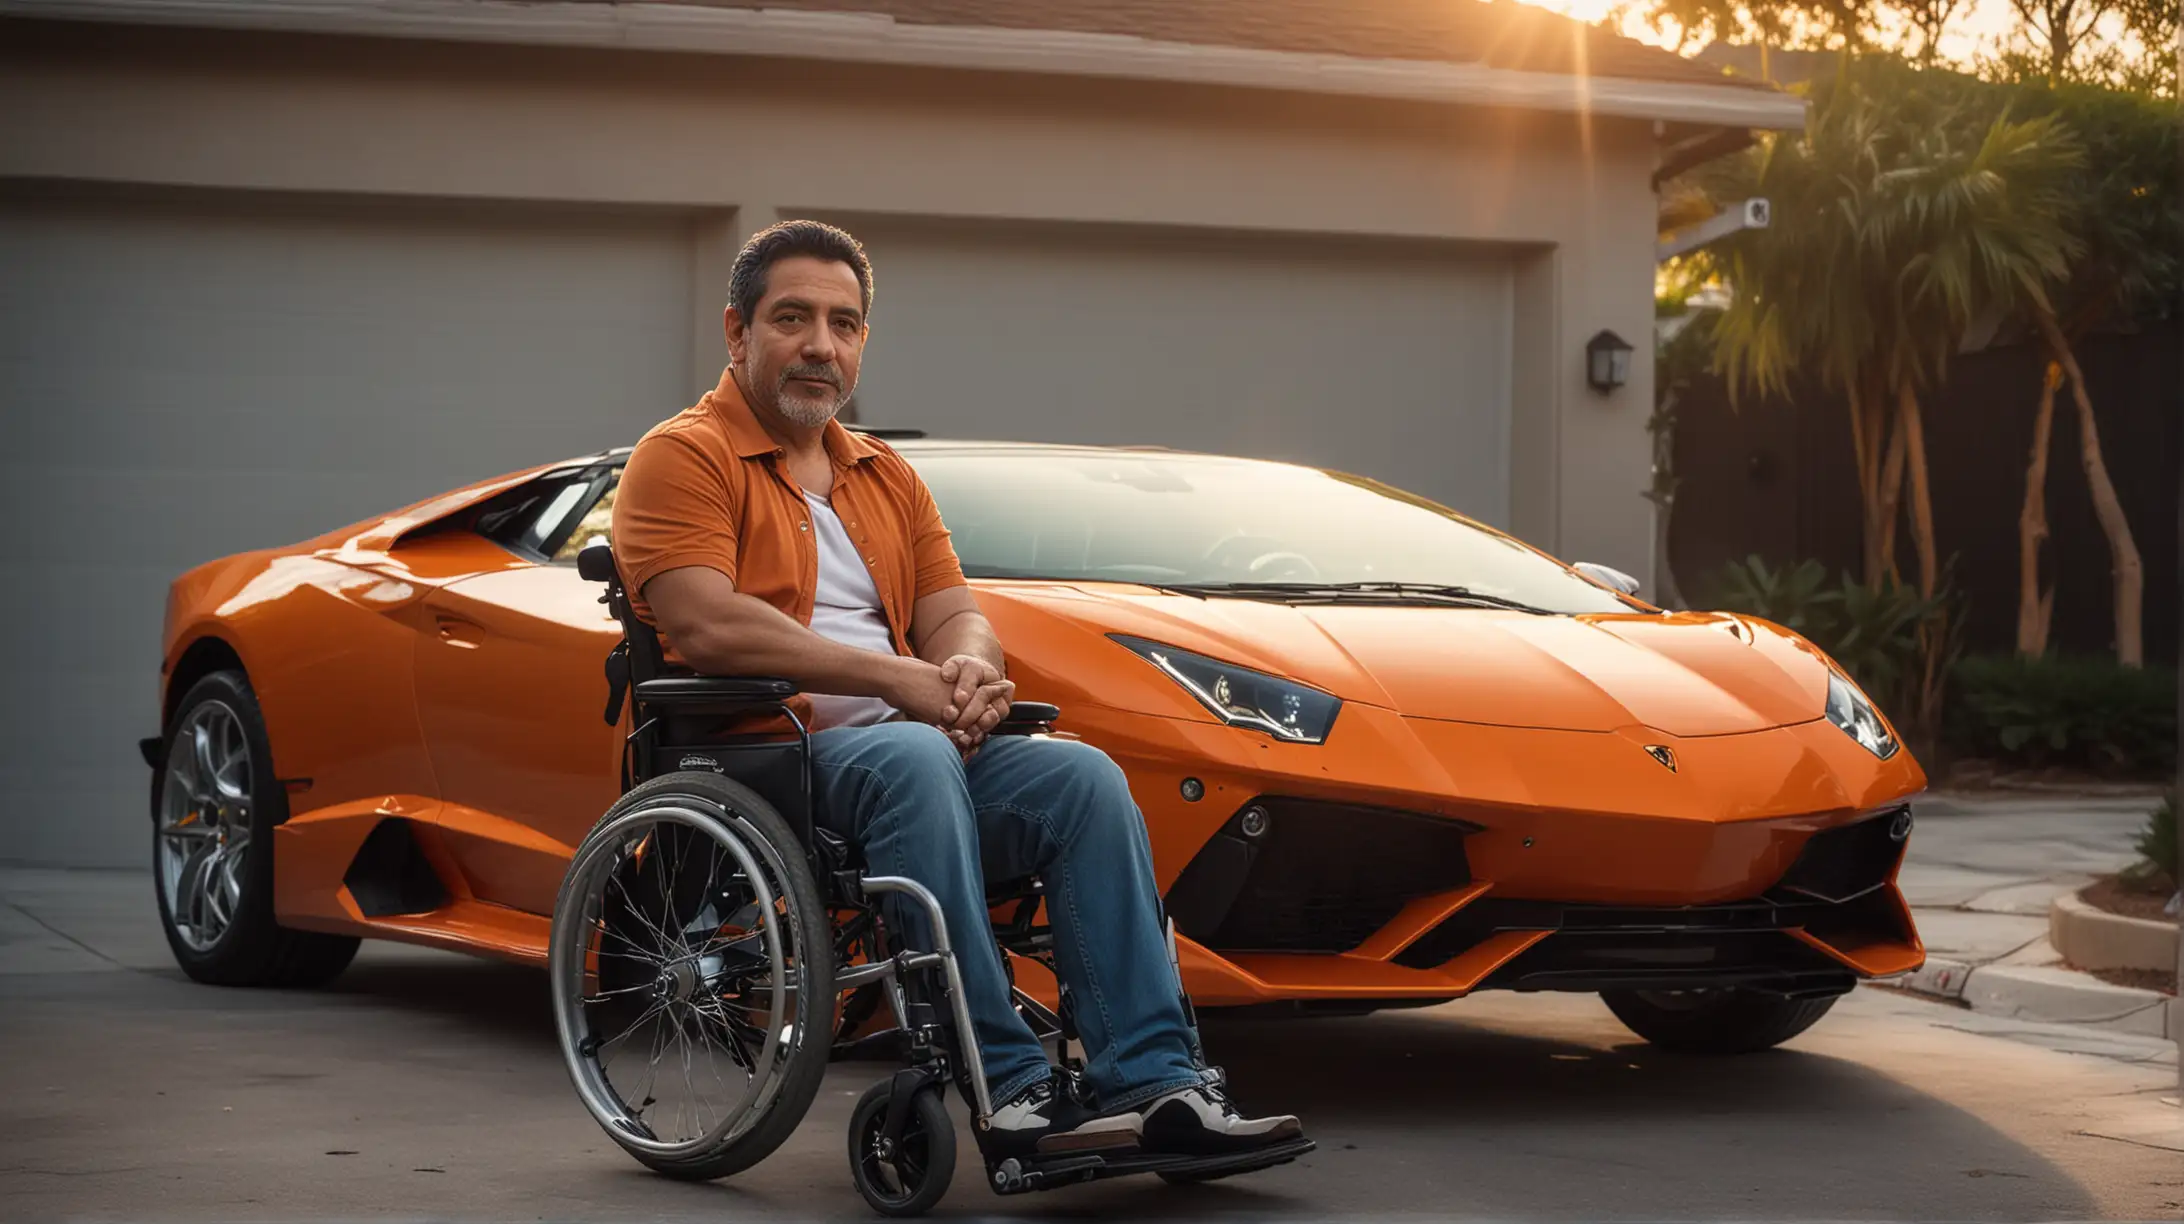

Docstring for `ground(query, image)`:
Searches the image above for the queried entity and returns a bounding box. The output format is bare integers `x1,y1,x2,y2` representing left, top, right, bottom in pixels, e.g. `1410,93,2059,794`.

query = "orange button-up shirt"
612,368,967,700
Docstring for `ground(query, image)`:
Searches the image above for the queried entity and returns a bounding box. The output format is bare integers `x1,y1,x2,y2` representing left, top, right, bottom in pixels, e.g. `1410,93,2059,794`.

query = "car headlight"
1825,672,1899,759
1111,635,1341,744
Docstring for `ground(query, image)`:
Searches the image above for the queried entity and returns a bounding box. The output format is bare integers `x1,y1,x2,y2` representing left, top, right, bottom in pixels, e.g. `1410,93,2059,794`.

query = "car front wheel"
153,669,359,987
1601,987,1838,1054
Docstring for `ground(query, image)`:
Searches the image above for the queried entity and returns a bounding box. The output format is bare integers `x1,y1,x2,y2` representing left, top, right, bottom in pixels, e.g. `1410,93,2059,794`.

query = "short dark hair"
727,219,874,324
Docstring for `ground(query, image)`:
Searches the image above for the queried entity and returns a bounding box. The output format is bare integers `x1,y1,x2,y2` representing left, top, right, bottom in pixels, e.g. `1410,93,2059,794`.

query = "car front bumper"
1066,703,1927,1009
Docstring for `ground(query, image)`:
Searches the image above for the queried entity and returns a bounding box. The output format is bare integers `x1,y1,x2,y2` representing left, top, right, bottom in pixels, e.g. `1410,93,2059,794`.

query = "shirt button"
799,522,808,531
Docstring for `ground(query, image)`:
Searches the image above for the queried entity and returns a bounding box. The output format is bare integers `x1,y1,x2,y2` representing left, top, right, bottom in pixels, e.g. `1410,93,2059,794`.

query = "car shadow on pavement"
302,956,2105,1221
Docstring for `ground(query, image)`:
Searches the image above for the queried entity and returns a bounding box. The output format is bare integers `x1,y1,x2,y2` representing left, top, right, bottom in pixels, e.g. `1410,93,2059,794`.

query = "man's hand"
938,655,1013,749
888,659,962,730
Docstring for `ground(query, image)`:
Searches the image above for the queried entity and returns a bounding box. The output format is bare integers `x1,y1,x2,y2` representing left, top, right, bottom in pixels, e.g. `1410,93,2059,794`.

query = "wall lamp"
1586,329,1633,394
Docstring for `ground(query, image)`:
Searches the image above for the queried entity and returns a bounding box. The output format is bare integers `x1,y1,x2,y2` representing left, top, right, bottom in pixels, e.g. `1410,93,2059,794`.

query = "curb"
1890,957,1974,1000
1958,962,2175,1039
1884,941,2178,1040
2050,890,2178,974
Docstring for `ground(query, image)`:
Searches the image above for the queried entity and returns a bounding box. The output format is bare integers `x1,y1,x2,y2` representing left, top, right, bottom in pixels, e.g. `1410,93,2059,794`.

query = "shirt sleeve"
612,430,740,600
906,467,968,601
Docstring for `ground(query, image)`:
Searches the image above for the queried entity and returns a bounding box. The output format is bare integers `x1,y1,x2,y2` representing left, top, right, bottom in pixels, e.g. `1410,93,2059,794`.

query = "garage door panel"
3,198,689,479
0,193,691,866
844,220,1512,525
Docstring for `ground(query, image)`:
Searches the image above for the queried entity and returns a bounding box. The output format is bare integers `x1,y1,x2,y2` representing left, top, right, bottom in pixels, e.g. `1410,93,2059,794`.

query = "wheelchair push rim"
549,796,817,1162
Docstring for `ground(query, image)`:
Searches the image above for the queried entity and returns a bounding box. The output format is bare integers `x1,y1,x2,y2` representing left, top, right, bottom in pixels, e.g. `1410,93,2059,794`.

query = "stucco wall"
0,18,1662,582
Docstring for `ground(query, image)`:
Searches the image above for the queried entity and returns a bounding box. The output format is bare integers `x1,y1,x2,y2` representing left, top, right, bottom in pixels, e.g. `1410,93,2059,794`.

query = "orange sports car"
147,435,1925,1054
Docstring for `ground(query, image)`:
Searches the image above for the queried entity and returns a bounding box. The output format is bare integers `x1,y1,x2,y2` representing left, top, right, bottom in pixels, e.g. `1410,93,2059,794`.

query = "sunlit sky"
1523,1,2073,65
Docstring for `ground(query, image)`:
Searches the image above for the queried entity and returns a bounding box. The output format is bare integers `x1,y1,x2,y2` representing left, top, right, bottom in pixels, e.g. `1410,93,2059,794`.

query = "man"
611,220,1303,1160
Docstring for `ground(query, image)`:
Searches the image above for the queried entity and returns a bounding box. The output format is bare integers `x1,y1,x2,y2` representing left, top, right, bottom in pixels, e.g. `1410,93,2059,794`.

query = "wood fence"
1668,320,2180,664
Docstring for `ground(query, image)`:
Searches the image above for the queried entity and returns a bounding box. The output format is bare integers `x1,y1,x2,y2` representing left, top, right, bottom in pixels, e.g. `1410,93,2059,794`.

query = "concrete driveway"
1,863,2177,1222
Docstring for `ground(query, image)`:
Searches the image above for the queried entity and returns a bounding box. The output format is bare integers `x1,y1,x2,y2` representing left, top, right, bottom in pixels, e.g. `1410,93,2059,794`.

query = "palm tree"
1880,110,2083,613
1704,74,2079,608
1703,89,1900,584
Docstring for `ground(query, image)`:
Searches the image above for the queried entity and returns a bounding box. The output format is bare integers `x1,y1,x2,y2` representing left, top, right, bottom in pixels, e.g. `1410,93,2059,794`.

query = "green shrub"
1946,654,2177,775
2135,791,2177,886
1705,556,1837,638
1703,556,1957,736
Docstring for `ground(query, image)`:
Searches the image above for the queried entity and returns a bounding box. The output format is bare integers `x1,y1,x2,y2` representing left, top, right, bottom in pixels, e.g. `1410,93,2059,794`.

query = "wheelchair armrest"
633,676,799,709
993,701,1060,735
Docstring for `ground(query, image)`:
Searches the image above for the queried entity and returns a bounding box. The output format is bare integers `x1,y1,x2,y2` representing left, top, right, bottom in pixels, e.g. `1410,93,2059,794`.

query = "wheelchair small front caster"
848,1078,955,1216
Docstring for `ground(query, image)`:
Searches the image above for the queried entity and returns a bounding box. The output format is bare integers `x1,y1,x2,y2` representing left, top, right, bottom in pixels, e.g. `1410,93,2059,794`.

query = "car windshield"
909,449,1635,615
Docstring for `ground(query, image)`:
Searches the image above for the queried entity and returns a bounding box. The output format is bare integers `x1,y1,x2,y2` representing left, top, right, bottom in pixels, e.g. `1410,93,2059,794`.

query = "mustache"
779,363,843,390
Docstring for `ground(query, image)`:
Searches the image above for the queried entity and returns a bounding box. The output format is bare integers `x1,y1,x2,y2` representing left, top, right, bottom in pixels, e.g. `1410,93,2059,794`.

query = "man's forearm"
674,589,919,702
917,607,1005,676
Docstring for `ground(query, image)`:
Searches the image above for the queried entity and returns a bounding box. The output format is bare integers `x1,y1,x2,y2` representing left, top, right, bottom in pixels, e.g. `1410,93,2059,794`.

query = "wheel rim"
550,798,817,1160
157,700,254,952
857,1097,933,1204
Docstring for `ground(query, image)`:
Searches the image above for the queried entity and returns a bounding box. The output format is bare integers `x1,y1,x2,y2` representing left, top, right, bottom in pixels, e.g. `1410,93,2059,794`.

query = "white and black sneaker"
983,1070,1140,1158
1133,1076,1304,1156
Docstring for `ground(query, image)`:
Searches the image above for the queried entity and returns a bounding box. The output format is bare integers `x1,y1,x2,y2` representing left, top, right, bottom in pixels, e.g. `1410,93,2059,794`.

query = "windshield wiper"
1165,581,1556,614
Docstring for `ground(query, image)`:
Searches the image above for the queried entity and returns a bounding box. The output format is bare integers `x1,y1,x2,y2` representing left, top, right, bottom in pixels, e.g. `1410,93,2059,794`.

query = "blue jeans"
810,721,1204,1110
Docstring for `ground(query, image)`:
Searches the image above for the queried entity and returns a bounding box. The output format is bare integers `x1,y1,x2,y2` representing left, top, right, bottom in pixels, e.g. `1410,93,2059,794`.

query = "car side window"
550,475,619,563
469,467,612,561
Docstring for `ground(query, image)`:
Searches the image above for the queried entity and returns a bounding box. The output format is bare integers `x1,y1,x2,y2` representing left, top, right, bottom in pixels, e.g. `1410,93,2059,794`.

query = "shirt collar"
701,366,884,469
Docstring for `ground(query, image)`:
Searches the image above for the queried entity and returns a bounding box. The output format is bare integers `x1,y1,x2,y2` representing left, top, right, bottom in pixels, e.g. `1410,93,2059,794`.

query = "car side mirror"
577,543,617,585
1573,561,1640,597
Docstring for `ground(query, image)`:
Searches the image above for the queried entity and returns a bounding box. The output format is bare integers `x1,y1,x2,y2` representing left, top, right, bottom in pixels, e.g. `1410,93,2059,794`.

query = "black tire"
552,771,834,1183
848,1080,955,1218
1600,988,1839,1054
151,670,360,988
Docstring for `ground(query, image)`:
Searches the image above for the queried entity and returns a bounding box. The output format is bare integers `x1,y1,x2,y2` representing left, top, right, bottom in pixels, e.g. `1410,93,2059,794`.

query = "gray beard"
768,362,855,428
776,394,842,428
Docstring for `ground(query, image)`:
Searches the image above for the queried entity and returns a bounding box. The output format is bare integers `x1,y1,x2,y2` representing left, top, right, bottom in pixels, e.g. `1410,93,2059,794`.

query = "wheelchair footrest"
986,1137,1315,1195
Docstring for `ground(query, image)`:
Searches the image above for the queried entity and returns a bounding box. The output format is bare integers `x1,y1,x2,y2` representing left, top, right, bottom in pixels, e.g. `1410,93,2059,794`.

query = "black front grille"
1163,799,1474,954
1776,807,1911,903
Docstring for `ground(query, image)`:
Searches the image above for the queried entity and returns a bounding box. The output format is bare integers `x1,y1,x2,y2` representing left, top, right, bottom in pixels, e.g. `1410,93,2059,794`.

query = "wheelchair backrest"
580,543,668,727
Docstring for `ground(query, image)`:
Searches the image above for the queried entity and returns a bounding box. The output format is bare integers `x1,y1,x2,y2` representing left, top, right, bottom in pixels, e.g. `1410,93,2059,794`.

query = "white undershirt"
802,491,901,729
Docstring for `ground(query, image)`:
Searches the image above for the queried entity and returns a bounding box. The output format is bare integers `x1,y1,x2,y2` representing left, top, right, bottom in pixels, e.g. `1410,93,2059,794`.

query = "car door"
410,466,625,916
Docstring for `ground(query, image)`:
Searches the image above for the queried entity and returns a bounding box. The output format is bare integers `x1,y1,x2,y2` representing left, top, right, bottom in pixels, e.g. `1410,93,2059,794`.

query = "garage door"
0,192,692,866
839,219,1513,525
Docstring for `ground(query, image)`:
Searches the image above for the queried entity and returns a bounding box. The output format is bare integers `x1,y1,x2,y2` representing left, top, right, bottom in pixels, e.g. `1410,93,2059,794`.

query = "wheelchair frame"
550,544,1309,1215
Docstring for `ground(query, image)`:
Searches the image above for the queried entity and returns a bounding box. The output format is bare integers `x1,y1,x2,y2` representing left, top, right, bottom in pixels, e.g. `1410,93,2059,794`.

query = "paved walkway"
1897,791,2175,1038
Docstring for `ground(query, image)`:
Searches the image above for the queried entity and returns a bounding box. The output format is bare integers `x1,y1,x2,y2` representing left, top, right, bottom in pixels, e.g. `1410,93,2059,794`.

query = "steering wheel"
1200,532,1321,582
1244,551,1320,582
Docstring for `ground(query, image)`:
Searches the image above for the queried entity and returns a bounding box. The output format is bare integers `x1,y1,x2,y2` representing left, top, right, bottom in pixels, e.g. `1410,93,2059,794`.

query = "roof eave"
4,0,1810,130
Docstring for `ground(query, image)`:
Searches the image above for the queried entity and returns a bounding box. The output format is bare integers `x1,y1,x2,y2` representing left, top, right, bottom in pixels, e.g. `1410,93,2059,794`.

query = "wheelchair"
548,545,1312,1216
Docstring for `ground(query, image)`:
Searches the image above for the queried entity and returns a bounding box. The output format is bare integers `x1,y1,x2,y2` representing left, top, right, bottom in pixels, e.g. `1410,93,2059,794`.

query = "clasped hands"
897,654,1013,753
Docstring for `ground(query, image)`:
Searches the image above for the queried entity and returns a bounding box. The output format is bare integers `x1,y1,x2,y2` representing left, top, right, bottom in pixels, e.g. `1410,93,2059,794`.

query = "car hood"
983,584,1832,737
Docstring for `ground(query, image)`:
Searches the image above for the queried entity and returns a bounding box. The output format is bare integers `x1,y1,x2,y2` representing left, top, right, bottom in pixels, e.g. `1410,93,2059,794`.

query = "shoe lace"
1196,1079,1243,1119
1005,1074,1055,1111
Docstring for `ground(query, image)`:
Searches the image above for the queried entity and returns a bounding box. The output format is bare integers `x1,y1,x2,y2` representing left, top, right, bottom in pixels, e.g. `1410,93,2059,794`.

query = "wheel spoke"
211,720,250,802
218,851,245,918
595,997,672,1055
192,723,220,799
178,843,217,936
580,979,657,1005
160,818,216,842
606,870,680,958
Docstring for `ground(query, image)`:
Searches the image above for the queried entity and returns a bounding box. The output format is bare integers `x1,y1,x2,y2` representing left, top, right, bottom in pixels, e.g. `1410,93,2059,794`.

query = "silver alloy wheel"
550,798,814,1161
158,700,254,952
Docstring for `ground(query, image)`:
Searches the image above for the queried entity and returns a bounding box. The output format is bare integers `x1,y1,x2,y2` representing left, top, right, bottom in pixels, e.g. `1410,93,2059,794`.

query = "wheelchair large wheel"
549,771,834,1181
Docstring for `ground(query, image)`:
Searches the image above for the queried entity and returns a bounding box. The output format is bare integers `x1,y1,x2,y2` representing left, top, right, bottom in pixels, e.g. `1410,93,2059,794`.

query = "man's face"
727,255,868,429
